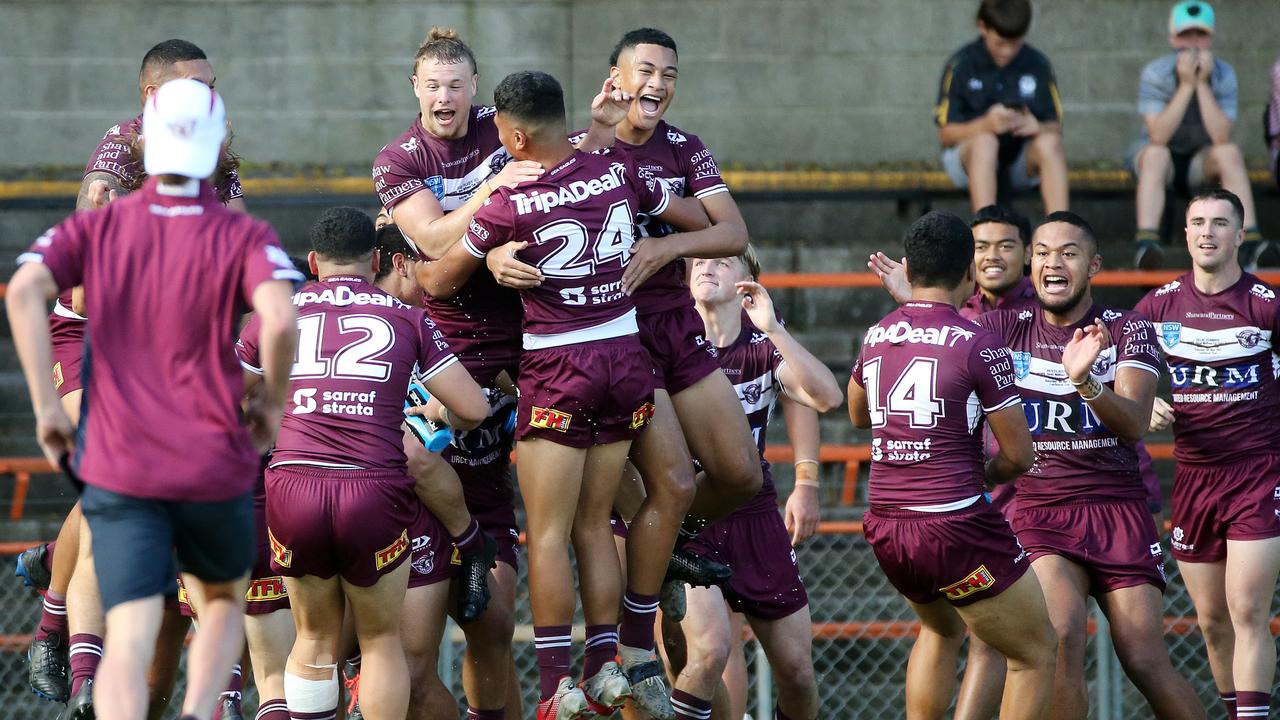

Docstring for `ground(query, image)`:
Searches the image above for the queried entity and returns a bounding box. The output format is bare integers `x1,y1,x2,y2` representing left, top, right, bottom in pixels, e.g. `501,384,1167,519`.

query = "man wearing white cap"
6,78,302,720
1129,0,1273,270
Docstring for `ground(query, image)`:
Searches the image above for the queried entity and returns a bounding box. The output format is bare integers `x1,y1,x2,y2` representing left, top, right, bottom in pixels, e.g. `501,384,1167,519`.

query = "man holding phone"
935,0,1068,213
1128,1,1273,270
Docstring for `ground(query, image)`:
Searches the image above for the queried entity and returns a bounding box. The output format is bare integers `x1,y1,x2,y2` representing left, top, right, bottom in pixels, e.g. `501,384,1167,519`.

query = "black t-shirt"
935,39,1062,159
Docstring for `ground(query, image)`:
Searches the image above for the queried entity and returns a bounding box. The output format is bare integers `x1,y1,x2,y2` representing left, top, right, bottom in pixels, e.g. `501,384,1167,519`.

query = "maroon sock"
533,624,573,700
583,624,618,679
453,517,485,556
68,633,102,696
1235,691,1269,719
465,709,505,720
42,541,56,574
288,712,336,720
671,688,712,720
1222,693,1238,720
256,699,290,720
34,590,68,642
619,591,660,651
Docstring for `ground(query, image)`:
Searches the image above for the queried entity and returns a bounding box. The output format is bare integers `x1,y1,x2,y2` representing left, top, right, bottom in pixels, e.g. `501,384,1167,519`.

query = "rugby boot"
57,677,93,720
580,660,633,715
665,546,731,588
15,543,52,593
215,696,244,720
659,578,688,621
1134,238,1165,270
536,677,592,720
619,644,675,720
456,531,497,624
28,631,70,702
343,661,364,720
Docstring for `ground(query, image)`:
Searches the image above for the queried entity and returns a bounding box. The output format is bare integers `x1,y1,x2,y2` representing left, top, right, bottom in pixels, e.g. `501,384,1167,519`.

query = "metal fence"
1,526,1277,719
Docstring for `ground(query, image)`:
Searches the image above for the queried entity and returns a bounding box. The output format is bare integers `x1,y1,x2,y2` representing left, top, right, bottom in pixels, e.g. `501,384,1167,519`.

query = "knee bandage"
283,663,339,713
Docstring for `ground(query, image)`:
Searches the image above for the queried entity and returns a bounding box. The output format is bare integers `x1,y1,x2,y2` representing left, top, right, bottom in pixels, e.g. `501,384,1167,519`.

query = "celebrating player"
1136,189,1280,720
9,78,301,720
851,212,1056,720
661,249,841,720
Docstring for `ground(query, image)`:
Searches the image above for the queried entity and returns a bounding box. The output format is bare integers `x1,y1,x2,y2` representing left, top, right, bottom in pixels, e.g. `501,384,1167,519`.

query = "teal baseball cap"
1169,1,1214,35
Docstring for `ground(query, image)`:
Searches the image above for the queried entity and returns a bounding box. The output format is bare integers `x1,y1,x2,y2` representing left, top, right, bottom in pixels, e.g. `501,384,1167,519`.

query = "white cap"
142,78,227,179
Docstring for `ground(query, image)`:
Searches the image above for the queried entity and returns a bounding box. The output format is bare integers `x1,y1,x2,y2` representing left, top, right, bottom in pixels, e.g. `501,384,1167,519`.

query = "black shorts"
81,485,254,610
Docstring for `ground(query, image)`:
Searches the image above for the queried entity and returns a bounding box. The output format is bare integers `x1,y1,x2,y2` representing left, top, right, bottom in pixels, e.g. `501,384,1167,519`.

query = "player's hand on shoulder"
34,406,75,468
590,77,633,128
867,252,911,304
622,236,674,294
85,179,119,209
1062,319,1110,383
1149,396,1175,433
486,241,543,289
736,280,781,333
785,484,820,546
490,160,544,191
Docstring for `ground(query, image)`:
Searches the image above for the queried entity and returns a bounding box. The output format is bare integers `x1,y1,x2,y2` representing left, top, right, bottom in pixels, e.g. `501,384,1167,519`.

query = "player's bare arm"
621,193,729,293
393,160,543,259
408,362,488,430
847,376,871,429
484,241,542,289
246,279,298,452
226,196,248,214
1148,396,1175,432
738,280,842,412
868,252,912,305
983,403,1034,485
76,171,125,211
1062,320,1157,443
575,77,633,152
418,240,485,300
780,394,822,545
6,262,75,465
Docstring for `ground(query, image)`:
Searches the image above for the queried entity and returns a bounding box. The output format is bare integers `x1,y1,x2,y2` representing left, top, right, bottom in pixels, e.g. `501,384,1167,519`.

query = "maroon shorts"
637,303,721,395
683,509,808,620
1170,455,1280,562
51,340,84,398
516,336,655,448
610,510,629,539
473,504,521,570
407,504,458,589
1137,442,1162,513
864,500,1029,607
265,465,417,587
1011,499,1166,594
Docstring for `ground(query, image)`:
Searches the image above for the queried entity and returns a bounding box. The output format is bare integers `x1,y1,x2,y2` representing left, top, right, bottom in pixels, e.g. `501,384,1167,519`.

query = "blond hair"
413,26,478,75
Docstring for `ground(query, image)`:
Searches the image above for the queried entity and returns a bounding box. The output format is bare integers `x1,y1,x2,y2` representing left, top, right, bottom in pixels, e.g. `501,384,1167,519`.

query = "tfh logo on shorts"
631,402,656,430
246,577,287,603
530,406,572,432
375,530,410,570
52,362,64,390
940,565,995,601
268,528,292,569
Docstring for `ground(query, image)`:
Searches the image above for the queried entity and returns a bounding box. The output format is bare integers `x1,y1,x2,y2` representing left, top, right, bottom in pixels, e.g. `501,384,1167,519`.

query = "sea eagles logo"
400,136,419,153
1237,329,1264,348
1012,352,1032,379
1250,284,1275,301
489,150,511,175
1091,355,1113,377
425,175,444,201
742,383,763,406
1161,322,1182,347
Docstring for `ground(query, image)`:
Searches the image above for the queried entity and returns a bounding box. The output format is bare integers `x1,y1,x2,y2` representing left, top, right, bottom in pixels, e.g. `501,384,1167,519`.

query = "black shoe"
28,632,69,703
665,546,731,587
1134,239,1165,270
15,543,51,593
57,677,92,720
455,532,497,624
217,697,243,720
1241,239,1280,271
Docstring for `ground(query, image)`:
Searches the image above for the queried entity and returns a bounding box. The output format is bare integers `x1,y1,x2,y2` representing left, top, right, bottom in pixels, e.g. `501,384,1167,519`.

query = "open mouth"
1041,274,1069,294
432,108,457,125
1196,242,1218,252
981,264,1007,278
638,94,663,116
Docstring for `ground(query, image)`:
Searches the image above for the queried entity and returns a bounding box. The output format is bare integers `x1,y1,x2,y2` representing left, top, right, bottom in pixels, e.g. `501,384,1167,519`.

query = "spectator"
1129,1,1273,269
935,0,1068,214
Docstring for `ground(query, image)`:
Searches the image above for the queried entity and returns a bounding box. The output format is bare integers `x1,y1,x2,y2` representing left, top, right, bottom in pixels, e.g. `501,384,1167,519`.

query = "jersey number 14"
861,357,944,429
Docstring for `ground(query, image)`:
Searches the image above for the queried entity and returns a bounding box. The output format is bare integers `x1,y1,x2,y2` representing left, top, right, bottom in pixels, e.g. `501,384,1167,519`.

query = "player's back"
246,276,456,472
855,302,1021,508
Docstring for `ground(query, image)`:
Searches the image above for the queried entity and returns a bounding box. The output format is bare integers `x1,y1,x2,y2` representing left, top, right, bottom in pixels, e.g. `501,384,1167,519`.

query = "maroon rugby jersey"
462,149,670,344
20,178,299,501
575,121,728,315
373,108,521,382
714,320,785,514
237,277,458,473
444,388,517,510
1135,273,1280,464
853,302,1021,507
977,305,1162,507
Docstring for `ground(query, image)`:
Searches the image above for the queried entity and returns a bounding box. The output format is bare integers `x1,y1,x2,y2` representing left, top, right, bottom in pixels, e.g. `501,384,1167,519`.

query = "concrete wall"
2,0,1277,171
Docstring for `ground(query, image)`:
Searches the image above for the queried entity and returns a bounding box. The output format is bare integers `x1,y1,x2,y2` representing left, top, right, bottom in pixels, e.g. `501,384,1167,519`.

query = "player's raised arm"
737,280,842,412
1061,319,1158,443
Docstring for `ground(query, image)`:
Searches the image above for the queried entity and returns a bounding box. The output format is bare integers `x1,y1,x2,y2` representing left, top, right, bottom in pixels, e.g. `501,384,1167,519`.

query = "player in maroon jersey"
238,207,487,720
1137,189,1280,720
8,79,301,720
658,249,841,720
850,212,1056,720
428,69,710,720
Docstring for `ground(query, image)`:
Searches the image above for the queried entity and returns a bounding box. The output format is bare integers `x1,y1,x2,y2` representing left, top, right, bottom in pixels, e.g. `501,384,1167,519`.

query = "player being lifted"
1137,189,1280,720
428,69,710,719
852,212,1056,720
237,207,487,720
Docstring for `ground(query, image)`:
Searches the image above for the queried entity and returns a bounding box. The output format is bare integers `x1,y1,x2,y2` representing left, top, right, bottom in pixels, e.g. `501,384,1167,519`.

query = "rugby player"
24,39,247,714
1136,189,1280,720
237,207,487,720
431,69,709,719
9,78,301,720
659,249,841,720
852,212,1056,719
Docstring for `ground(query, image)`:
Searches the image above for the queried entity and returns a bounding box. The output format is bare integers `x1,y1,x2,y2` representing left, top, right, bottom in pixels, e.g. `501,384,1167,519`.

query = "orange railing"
758,270,1280,289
